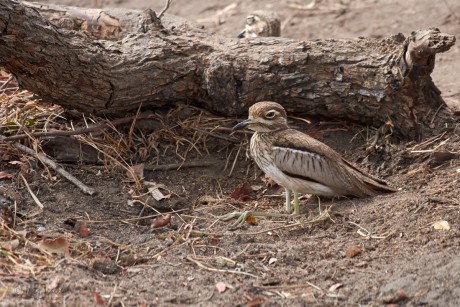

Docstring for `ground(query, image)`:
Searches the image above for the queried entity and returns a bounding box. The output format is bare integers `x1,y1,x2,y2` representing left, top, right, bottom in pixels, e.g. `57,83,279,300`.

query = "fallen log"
0,0,456,139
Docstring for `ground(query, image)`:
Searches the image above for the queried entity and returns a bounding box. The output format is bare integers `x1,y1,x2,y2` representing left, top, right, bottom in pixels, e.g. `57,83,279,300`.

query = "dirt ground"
1,0,460,306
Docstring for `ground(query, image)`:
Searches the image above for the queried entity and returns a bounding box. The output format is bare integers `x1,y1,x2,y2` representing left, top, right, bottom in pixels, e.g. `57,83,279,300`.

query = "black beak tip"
232,122,246,131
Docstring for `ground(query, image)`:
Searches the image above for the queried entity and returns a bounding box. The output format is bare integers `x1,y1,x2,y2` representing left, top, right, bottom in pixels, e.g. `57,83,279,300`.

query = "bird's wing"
271,129,396,196
271,129,353,191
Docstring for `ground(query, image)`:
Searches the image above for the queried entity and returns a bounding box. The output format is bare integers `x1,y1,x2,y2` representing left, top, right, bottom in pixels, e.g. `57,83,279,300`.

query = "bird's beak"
237,29,247,38
232,118,257,130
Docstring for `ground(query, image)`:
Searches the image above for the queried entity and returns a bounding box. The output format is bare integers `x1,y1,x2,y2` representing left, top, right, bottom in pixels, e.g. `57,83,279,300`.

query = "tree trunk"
0,0,456,139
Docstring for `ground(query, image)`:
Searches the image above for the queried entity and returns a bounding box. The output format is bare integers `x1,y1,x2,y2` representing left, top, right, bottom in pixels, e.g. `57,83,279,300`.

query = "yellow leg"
285,188,292,213
293,192,300,215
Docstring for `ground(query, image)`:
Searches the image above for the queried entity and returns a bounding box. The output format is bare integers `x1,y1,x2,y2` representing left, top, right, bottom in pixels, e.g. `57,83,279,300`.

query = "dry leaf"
0,171,14,179
148,186,166,201
215,281,226,293
77,223,90,237
268,257,277,265
229,182,253,200
38,236,70,257
46,276,62,292
93,291,105,305
432,220,450,231
0,239,20,250
345,246,362,258
151,214,171,228
245,296,265,307
245,213,258,225
261,175,276,187
210,235,220,244
8,161,23,165
329,283,343,292
240,194,251,201
394,289,408,299
355,261,368,267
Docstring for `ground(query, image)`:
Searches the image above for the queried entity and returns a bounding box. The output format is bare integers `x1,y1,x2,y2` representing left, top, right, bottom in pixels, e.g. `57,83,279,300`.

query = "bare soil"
1,0,460,306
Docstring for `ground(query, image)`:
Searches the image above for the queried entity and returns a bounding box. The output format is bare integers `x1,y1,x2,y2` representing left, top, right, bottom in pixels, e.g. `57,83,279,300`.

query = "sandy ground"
1,0,460,306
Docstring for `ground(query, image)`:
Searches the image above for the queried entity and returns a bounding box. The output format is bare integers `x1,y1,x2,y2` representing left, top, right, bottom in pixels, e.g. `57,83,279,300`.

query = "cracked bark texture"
0,0,456,139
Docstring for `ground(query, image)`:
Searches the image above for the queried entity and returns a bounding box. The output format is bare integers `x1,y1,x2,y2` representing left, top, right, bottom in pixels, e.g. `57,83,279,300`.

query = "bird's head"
238,14,262,38
237,11,280,38
233,101,289,132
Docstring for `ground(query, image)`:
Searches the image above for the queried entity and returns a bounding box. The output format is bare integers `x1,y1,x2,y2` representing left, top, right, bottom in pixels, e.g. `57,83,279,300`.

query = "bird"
227,101,396,222
237,11,281,38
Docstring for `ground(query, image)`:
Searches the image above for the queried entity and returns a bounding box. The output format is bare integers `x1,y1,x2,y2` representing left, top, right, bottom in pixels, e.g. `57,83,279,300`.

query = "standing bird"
237,11,281,38
228,101,395,221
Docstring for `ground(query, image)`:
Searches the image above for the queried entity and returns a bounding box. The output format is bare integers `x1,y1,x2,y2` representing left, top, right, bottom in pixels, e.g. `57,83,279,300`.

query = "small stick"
1,114,158,142
0,75,14,90
72,160,218,171
430,104,445,126
204,127,253,136
19,174,44,210
9,139,96,195
186,255,257,278
84,209,187,223
157,0,172,19
144,160,218,171
189,127,240,143
260,281,323,292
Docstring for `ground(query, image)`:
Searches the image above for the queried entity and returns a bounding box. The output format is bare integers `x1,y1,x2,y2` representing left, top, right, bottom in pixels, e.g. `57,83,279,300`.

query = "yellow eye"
265,110,276,119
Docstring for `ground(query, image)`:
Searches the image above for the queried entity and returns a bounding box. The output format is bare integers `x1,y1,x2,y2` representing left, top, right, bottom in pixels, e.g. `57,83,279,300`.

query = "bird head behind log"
237,11,281,38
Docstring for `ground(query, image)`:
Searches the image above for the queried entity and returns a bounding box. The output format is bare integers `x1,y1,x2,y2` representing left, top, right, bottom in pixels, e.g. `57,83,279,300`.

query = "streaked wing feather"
271,130,350,190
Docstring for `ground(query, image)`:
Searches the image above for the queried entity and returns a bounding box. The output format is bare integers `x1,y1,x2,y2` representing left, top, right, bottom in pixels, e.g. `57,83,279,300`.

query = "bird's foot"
218,211,291,228
285,190,302,215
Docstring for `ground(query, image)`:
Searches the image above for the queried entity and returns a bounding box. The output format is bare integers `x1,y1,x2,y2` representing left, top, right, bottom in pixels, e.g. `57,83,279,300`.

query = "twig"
189,127,240,143
430,104,445,126
157,0,172,19
229,143,243,176
144,160,218,171
0,75,14,90
107,282,119,306
8,139,96,195
209,126,252,135
260,281,323,292
84,209,187,223
19,174,44,210
349,221,394,239
405,131,446,153
1,114,158,142
186,255,257,278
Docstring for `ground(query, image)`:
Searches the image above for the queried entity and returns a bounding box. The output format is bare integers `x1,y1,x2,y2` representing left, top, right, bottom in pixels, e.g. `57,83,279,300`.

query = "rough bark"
0,0,456,139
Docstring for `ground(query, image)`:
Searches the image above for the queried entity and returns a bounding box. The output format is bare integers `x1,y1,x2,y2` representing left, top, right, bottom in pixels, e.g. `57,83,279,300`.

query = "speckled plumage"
237,101,396,199
237,11,281,38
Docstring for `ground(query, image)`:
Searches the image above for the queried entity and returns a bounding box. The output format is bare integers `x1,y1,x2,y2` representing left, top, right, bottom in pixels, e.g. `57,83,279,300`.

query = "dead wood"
0,0,456,139
0,135,97,195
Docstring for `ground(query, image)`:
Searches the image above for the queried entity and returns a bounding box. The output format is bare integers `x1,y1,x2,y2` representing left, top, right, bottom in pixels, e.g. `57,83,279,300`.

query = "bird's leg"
293,191,301,215
219,211,291,228
285,188,292,213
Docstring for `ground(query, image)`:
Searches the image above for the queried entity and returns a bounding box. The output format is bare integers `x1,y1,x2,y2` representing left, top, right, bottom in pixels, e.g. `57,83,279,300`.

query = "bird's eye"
265,110,276,119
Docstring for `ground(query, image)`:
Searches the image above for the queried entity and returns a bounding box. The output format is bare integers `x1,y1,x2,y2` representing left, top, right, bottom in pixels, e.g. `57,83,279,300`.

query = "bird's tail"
343,159,397,197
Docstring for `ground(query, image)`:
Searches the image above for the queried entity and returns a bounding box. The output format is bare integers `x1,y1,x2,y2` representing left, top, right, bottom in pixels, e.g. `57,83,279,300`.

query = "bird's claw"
218,211,253,228
219,211,296,228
